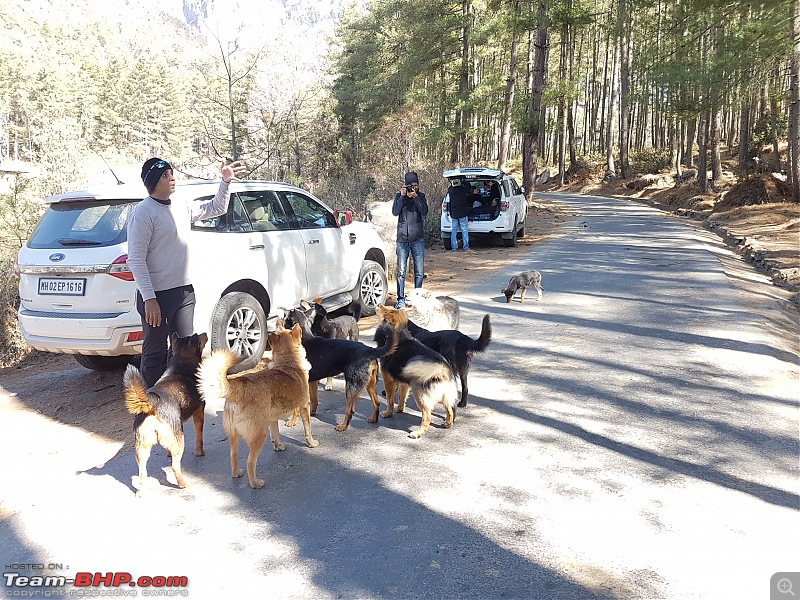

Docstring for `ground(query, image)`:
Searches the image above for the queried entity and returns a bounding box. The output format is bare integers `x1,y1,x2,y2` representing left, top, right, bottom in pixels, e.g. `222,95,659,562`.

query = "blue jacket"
392,191,429,243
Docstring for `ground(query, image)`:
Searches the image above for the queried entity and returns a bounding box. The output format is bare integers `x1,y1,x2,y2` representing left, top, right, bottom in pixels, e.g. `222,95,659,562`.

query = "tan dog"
198,324,318,489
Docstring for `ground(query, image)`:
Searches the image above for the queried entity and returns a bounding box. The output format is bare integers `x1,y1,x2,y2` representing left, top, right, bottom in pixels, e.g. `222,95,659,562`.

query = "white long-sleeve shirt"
126,181,231,300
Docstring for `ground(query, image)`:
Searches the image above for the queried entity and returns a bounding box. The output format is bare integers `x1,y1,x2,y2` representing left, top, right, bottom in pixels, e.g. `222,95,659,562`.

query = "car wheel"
442,235,453,250
210,292,268,372
352,260,388,316
73,354,131,371
502,223,518,247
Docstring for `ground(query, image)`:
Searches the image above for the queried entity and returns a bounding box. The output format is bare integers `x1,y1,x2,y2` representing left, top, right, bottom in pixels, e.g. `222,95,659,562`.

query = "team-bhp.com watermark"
3,565,188,597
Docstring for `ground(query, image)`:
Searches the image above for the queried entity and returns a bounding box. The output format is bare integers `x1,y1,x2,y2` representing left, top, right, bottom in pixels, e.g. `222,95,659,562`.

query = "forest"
0,0,797,253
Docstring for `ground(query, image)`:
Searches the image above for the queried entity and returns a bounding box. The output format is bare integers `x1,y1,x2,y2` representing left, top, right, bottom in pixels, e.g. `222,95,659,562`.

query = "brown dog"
198,324,318,489
123,333,208,494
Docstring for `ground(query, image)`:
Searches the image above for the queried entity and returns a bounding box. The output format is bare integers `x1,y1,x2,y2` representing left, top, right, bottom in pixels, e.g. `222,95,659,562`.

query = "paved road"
1,192,798,599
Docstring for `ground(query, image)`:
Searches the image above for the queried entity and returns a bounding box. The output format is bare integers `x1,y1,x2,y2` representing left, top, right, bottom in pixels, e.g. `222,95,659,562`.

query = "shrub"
631,148,672,174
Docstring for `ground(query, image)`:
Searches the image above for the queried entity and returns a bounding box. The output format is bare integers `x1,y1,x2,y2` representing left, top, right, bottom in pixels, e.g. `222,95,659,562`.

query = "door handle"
249,244,265,250
349,233,356,245
307,239,320,244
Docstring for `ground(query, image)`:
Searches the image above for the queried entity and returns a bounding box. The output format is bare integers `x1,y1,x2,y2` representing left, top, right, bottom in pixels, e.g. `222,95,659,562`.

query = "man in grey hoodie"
127,158,245,387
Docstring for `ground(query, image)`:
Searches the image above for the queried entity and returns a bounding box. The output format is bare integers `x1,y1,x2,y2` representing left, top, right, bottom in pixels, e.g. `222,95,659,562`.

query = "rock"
536,169,551,186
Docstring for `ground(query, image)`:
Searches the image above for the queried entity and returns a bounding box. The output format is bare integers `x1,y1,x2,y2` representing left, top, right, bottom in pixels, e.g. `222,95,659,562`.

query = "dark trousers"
136,285,196,388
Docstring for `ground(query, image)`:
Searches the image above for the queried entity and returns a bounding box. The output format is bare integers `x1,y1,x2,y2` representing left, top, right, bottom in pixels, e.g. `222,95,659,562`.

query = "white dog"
403,288,460,331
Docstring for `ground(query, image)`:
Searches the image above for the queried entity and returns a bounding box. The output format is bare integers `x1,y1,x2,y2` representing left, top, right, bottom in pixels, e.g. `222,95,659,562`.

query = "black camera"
405,184,417,193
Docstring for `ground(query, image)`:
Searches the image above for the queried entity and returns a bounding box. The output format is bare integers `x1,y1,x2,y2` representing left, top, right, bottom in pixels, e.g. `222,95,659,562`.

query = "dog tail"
198,349,242,403
370,324,397,359
123,364,155,415
349,302,362,322
469,314,492,354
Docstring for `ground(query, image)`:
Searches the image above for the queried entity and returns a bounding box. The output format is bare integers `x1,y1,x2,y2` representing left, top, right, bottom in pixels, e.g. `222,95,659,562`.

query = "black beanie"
141,158,173,194
404,171,419,185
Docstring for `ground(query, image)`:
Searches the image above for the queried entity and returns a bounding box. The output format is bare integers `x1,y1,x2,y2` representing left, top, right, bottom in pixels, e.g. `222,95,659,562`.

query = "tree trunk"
791,0,800,201
523,0,549,201
606,38,619,176
498,0,521,172
698,111,709,193
710,105,722,181
686,115,696,168
452,0,472,164
618,0,630,178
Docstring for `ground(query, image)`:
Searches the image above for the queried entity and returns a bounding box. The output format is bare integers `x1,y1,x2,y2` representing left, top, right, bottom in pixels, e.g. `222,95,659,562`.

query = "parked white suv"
16,180,388,371
440,167,527,248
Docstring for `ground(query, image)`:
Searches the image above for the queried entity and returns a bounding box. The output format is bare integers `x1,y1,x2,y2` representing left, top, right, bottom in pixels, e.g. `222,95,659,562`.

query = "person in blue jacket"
392,171,429,309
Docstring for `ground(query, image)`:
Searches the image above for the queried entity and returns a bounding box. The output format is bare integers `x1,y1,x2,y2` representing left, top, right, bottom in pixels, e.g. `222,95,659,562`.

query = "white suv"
440,167,527,248
16,180,388,371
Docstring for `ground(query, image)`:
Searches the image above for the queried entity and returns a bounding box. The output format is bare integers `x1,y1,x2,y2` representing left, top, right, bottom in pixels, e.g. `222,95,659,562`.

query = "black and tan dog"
379,306,491,408
307,298,361,390
198,324,318,489
374,305,458,439
284,307,395,432
123,333,207,493
501,270,543,303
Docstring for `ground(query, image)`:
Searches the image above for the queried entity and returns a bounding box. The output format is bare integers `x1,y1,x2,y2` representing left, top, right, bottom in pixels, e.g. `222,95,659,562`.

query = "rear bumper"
17,309,143,355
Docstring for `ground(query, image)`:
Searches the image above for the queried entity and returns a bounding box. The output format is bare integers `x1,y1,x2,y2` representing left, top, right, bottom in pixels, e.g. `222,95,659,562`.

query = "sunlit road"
1,192,797,599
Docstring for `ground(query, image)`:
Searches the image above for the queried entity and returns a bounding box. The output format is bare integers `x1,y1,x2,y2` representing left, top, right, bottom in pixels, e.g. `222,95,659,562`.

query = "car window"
28,201,137,249
192,196,251,232
238,190,291,231
508,177,522,195
502,180,512,198
281,191,335,229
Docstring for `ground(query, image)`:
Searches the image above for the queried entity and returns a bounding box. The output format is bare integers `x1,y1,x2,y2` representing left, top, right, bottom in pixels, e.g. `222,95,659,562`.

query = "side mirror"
334,210,353,227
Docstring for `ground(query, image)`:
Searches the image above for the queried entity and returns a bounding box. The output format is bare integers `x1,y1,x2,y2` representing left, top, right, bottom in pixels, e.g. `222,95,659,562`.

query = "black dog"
501,270,543,303
379,306,491,408
123,333,207,494
284,307,394,432
308,299,361,390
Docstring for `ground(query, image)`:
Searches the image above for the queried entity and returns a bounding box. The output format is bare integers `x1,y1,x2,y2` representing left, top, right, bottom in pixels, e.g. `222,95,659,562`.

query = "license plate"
38,277,86,296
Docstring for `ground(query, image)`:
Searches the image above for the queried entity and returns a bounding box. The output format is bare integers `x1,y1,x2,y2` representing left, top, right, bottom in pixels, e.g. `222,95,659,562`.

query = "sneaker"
394,299,406,309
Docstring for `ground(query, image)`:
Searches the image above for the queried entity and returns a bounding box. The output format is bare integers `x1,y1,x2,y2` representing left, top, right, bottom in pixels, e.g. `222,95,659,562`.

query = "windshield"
27,200,139,249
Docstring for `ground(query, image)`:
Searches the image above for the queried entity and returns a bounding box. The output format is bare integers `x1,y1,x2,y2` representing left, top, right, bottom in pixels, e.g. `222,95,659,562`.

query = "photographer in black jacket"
391,171,429,309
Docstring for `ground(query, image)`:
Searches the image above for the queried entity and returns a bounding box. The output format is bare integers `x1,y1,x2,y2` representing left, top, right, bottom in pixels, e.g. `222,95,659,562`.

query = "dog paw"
250,479,265,489
334,423,348,432
324,384,333,391
457,400,467,408
195,449,205,457
285,419,298,427
307,438,320,448
367,415,378,423
232,469,244,478
273,443,286,452
380,409,393,418
408,430,422,439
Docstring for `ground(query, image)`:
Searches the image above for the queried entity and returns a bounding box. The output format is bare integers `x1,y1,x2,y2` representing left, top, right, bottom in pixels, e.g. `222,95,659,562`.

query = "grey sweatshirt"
126,181,231,300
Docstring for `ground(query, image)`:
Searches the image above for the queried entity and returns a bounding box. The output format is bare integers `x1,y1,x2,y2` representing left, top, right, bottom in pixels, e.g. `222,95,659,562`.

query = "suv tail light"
442,198,449,215
108,255,134,281
500,200,510,212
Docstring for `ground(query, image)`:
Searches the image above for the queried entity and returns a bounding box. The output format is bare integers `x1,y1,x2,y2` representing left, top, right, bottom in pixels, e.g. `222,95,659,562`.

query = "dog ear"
197,333,209,351
291,323,302,341
169,332,179,348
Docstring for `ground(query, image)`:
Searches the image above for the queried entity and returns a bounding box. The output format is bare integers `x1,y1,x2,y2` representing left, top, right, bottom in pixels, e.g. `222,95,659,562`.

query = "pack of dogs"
122,270,542,494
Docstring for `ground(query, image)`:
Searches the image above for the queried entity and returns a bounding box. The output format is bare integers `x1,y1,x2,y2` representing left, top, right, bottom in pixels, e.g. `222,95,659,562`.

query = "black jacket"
447,184,470,219
392,191,429,243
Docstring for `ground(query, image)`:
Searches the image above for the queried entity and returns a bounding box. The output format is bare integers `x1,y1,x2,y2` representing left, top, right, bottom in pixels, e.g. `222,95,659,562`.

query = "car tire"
210,292,268,372
442,235,453,250
502,223,518,247
73,354,131,371
352,260,388,316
